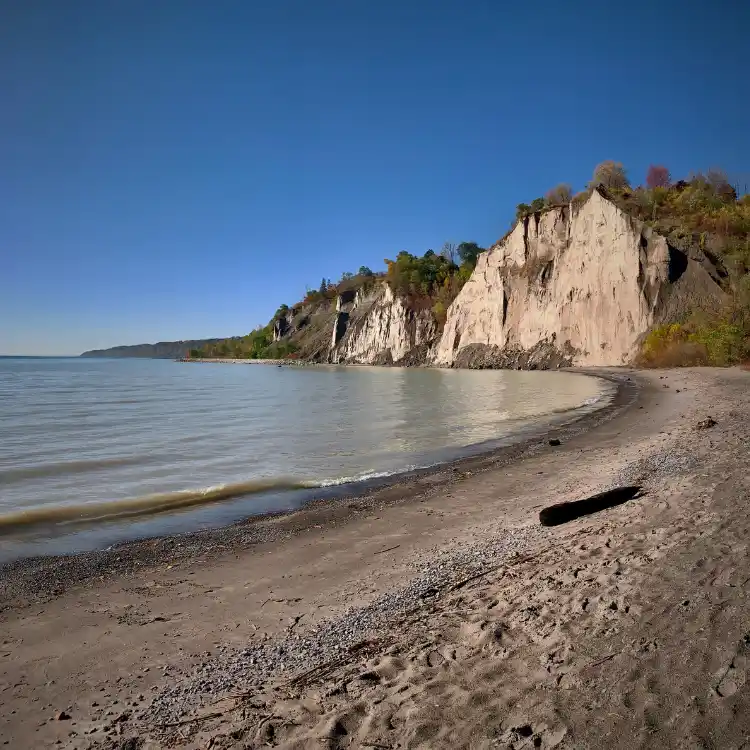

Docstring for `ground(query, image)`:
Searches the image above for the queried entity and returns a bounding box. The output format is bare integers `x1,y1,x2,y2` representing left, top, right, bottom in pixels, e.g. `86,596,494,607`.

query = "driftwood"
539,486,642,526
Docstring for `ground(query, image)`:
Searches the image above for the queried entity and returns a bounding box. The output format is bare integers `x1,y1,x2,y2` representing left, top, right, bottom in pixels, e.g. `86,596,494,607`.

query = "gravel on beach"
144,528,537,726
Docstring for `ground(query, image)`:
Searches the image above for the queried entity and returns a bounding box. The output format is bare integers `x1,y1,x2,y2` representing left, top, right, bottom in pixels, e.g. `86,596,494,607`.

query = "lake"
0,358,612,560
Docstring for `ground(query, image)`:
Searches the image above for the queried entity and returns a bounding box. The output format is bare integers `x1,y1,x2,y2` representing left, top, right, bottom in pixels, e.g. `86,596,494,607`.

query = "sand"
1,367,749,749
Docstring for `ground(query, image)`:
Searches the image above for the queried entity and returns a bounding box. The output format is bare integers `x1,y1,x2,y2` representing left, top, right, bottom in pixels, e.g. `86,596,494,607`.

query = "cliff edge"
191,183,736,369
432,188,724,368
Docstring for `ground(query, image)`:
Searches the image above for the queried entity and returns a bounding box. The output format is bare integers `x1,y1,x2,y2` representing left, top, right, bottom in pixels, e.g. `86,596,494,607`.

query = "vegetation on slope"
194,160,749,367
191,242,486,359
189,327,298,360
512,161,750,366
607,167,749,366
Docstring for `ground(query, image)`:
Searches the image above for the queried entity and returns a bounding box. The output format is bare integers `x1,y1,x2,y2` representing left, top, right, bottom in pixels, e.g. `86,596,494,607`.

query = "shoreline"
2,367,749,748
0,368,633,603
176,357,308,364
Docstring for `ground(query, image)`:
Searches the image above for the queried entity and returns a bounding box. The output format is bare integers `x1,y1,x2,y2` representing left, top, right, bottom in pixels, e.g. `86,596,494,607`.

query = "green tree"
516,203,531,219
530,197,546,212
358,266,374,276
456,242,484,268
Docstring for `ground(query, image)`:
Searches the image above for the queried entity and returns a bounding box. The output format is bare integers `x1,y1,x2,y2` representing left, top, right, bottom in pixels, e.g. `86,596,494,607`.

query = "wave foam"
0,478,313,533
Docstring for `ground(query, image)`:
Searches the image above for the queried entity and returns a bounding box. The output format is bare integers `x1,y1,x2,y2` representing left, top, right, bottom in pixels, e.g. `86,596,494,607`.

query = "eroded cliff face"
432,188,723,367
331,283,438,364
271,189,722,368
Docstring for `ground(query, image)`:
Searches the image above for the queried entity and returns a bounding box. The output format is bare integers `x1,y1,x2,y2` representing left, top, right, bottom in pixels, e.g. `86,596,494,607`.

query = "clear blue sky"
2,0,748,355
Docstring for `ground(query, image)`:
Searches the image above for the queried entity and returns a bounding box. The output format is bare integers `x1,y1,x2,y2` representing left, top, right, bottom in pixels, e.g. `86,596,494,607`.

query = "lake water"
0,358,612,560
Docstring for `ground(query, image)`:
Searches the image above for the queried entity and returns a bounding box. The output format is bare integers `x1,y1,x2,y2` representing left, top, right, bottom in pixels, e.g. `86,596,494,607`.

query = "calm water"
0,358,612,560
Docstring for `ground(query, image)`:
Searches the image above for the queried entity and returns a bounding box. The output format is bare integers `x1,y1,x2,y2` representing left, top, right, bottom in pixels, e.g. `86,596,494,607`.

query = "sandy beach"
1,367,749,749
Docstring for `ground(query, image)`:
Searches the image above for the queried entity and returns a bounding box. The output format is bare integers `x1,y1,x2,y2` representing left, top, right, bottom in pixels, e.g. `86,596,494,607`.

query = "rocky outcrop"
272,315,290,342
331,284,438,364
452,341,574,370
432,188,724,367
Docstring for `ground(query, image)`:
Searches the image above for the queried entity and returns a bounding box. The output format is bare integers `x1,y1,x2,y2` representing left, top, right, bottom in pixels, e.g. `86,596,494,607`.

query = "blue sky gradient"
2,0,748,354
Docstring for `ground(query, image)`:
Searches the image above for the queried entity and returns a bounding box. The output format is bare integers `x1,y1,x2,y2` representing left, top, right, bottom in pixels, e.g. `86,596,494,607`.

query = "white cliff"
331,283,438,364
432,188,722,367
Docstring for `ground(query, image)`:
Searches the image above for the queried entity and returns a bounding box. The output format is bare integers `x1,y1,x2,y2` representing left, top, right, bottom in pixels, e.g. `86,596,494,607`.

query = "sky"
1,1,748,355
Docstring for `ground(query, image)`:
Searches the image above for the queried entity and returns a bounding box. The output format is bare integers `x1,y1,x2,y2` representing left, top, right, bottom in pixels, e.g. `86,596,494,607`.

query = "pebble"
145,529,533,725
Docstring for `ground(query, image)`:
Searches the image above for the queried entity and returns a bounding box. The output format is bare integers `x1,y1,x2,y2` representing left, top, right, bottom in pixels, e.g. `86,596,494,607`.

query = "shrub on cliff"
646,165,671,189
432,300,447,325
516,203,531,220
592,160,629,190
639,314,749,367
545,184,572,205
530,197,546,212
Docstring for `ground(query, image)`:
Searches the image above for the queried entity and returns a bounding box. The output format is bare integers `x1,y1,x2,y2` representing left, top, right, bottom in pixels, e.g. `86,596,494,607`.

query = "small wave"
581,395,602,406
316,468,415,487
0,456,154,486
0,478,313,533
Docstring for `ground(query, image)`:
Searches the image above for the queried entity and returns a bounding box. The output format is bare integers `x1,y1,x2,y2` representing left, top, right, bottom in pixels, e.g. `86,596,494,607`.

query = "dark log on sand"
539,486,642,526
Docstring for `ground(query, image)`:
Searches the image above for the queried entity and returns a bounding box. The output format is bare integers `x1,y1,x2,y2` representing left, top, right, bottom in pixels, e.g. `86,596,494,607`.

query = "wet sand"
1,367,749,749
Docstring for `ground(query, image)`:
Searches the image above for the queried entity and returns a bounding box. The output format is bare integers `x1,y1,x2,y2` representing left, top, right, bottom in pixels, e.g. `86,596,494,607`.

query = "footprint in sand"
715,653,748,698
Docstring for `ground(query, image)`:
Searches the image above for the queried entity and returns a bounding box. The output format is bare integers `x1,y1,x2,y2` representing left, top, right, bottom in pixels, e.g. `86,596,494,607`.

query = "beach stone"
55,711,71,721
696,417,718,430
549,438,561,446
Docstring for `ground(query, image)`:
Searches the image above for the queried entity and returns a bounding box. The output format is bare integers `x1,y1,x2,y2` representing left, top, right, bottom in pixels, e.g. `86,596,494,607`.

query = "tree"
319,278,328,294
340,271,354,281
516,203,531,219
706,168,729,191
440,242,458,264
530,197,546,212
646,165,671,189
592,160,629,190
456,242,484,267
706,168,737,202
384,250,457,297
545,184,572,205
358,266,374,276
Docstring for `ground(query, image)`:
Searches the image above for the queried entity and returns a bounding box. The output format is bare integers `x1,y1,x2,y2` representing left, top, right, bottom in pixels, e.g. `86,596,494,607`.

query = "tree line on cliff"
193,161,750,365
191,241,486,359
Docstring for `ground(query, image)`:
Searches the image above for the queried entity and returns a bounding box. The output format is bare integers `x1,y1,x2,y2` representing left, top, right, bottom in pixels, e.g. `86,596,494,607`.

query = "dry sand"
1,367,749,749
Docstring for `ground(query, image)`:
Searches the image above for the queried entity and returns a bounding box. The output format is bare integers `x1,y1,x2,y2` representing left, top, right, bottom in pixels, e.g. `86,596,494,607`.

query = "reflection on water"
0,358,612,559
